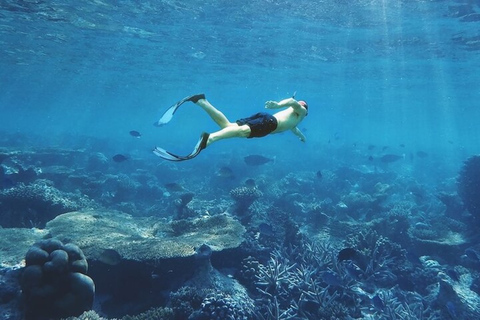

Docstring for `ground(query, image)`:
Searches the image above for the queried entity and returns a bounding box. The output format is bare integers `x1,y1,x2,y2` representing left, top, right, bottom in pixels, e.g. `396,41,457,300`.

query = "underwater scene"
1,0,480,319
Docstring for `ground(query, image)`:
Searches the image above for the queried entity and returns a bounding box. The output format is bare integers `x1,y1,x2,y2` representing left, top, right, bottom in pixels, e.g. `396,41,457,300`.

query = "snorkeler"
153,93,308,161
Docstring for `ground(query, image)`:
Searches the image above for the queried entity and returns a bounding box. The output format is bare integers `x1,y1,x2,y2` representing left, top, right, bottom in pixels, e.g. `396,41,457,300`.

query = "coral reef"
46,210,245,261
230,186,263,215
121,307,174,320
20,239,94,319
170,244,255,320
0,146,479,319
0,267,23,320
0,180,94,228
174,192,195,219
63,310,108,320
193,292,252,320
457,155,480,222
0,228,45,268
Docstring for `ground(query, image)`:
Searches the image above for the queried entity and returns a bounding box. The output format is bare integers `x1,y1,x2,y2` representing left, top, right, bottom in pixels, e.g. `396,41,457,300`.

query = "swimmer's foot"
152,132,210,161
199,132,209,150
154,94,206,127
186,93,205,103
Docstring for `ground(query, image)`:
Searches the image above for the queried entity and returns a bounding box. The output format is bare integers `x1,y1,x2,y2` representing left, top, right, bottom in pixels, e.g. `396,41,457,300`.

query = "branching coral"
256,250,296,296
344,230,406,287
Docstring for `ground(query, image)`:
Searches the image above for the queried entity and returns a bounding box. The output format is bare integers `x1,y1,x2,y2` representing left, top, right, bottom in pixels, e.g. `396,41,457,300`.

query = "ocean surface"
1,0,480,319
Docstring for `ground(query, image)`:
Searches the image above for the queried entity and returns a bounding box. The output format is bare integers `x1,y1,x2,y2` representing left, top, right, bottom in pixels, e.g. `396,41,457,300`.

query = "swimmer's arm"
291,127,306,142
265,98,303,111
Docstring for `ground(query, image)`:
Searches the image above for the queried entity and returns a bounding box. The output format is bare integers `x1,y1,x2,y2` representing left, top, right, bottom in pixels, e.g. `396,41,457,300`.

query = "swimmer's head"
298,100,308,115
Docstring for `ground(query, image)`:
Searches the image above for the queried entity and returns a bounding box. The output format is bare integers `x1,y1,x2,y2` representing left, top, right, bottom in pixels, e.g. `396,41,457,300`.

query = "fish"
164,182,184,192
446,301,457,318
416,151,429,158
338,248,357,262
179,192,194,205
344,261,363,280
368,145,375,150
321,271,342,287
465,248,479,261
316,170,322,179
244,178,256,188
129,130,141,138
399,144,405,148
98,249,122,266
258,223,274,236
0,153,10,164
382,146,389,151
216,166,235,179
446,268,459,281
368,156,374,161
380,154,403,163
244,155,273,166
112,154,128,162
371,294,384,311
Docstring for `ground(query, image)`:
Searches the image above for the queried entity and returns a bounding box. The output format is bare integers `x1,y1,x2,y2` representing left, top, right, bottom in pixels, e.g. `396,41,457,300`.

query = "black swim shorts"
236,112,278,138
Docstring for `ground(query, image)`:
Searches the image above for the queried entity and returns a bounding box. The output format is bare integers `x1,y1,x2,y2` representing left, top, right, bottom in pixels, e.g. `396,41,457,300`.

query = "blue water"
1,1,479,172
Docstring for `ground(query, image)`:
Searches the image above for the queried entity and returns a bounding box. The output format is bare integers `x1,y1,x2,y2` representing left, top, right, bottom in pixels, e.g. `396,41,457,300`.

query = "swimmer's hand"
265,100,279,109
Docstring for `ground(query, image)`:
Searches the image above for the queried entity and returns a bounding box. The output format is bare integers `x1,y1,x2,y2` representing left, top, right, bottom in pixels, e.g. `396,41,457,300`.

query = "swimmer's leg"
194,98,233,129
206,125,250,146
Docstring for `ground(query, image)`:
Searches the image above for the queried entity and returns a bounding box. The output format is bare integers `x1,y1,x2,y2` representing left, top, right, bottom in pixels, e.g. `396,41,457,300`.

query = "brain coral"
21,239,94,319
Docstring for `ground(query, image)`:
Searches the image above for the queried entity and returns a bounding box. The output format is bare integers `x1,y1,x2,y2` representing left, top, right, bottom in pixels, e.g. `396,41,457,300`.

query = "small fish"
179,192,194,205
380,154,403,163
0,153,10,164
465,248,479,261
345,261,363,280
316,170,322,179
258,223,274,236
321,271,342,287
129,130,142,138
382,146,389,151
399,144,405,148
244,155,273,166
112,154,128,162
164,182,184,192
446,268,459,281
416,151,429,158
244,178,256,188
216,166,235,179
368,145,375,150
98,249,122,266
446,301,457,318
371,294,384,311
338,248,357,261
368,156,374,161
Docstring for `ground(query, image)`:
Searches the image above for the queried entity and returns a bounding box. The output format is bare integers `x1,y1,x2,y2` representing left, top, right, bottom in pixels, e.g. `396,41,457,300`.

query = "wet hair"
298,100,308,115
